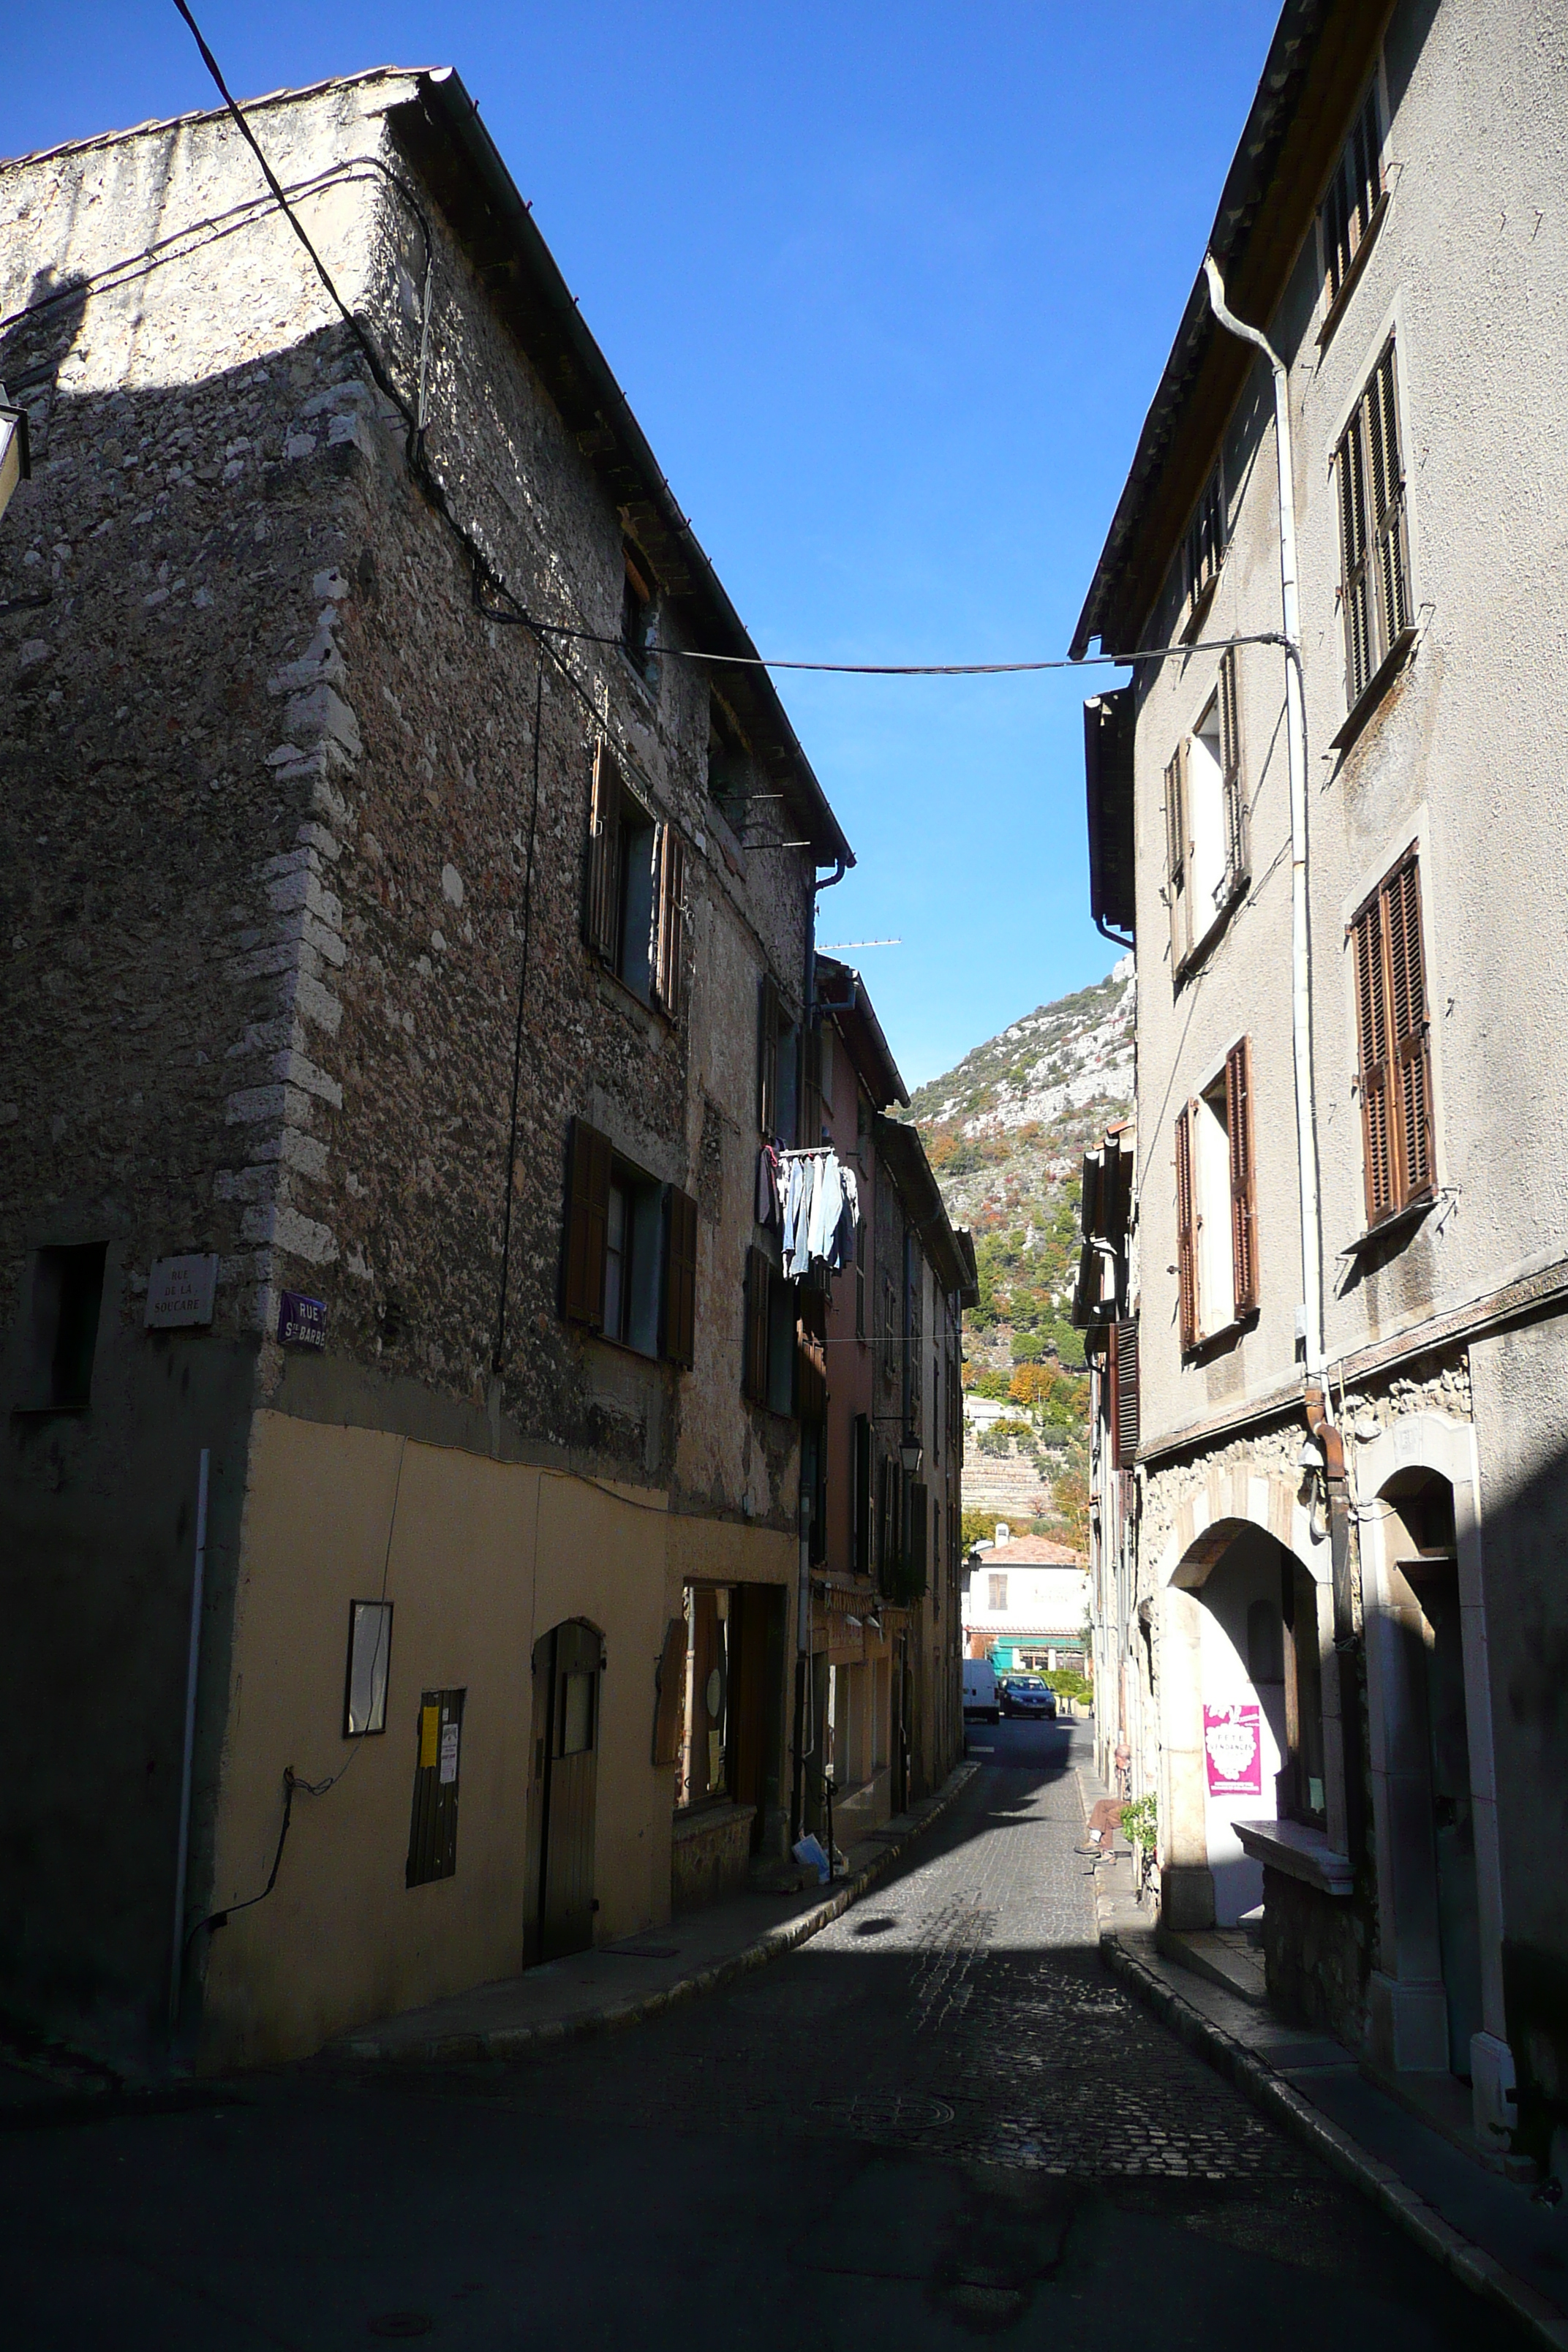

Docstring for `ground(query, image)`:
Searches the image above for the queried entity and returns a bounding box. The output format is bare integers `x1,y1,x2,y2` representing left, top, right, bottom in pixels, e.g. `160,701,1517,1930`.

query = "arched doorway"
524,1619,603,1966
1372,1469,1482,2077
1164,1524,1323,1926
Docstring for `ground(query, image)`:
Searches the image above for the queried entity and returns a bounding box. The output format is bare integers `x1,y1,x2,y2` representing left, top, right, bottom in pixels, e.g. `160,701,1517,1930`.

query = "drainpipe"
1202,257,1322,1387
1203,259,1362,1867
168,1447,210,2032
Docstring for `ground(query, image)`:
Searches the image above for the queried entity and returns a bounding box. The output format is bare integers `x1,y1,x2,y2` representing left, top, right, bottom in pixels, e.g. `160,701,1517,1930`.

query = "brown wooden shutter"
1368,343,1409,651
651,1616,687,1765
756,975,779,1137
1337,414,1373,706
1112,1319,1139,1468
562,1117,611,1328
1352,894,1395,1223
1218,647,1247,891
663,1186,698,1367
652,822,686,1017
743,1243,769,1402
1226,1036,1259,1312
1387,852,1433,1203
585,741,622,963
1175,1099,1199,1352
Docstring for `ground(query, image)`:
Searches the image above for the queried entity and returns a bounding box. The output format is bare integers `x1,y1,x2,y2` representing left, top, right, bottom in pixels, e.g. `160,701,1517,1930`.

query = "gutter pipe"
1202,256,1322,1389
169,1447,209,2032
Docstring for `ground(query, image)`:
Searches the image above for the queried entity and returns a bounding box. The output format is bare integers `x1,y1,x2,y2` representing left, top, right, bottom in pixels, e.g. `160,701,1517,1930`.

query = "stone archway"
1153,1468,1331,1931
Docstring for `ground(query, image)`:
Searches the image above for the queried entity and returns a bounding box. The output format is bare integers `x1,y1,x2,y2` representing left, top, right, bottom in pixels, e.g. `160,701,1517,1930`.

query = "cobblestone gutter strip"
1097,1927,1568,2352
349,1761,980,2068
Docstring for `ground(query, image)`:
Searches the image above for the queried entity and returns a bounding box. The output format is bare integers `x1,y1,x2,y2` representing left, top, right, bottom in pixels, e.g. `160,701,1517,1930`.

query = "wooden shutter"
742,1243,770,1402
562,1117,611,1329
1225,1036,1259,1312
1218,647,1247,892
1112,1319,1139,1469
663,1186,698,1367
1175,1099,1199,1352
852,1414,872,1575
1336,410,1373,706
1352,893,1392,1221
756,975,779,1137
1367,343,1409,655
651,1615,687,1766
1164,741,1193,968
1386,852,1433,1203
909,1480,929,1596
652,822,686,1017
585,741,623,963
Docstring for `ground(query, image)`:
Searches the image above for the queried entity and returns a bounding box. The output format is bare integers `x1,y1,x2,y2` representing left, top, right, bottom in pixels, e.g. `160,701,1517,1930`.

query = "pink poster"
1204,1703,1262,1797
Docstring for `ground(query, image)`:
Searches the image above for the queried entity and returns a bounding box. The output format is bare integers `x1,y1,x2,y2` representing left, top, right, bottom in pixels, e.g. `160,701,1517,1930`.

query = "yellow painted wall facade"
199,1410,795,2066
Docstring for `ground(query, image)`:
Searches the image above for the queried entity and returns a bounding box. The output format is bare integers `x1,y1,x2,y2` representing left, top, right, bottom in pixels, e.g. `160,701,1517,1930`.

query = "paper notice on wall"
1204,1703,1262,1796
439,1722,460,1785
419,1705,440,1771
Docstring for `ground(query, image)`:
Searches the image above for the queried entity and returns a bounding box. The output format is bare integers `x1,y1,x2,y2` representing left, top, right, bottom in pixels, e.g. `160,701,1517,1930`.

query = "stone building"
0,69,859,2067
1074,0,1568,2174
960,1530,1088,1676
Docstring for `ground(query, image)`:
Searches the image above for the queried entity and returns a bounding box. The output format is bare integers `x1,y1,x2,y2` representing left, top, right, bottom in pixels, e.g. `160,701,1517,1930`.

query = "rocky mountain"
904,959,1134,1542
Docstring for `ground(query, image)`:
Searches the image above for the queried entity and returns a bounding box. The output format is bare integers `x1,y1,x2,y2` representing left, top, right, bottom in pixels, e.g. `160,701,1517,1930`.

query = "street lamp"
0,396,31,527
899,1432,924,1480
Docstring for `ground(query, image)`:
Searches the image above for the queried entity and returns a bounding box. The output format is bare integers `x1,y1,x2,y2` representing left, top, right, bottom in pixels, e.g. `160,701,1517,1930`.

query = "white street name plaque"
145,1254,219,1330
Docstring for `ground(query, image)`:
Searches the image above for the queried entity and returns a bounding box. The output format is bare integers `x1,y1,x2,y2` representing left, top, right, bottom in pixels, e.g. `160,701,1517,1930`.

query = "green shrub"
1120,1793,1157,1850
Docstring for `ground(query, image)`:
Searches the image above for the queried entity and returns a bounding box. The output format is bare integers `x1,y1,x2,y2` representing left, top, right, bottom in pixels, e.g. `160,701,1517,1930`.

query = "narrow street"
2,1722,1524,2350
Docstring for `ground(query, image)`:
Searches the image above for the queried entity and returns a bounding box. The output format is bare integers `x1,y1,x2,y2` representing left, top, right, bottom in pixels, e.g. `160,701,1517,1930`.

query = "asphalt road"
1,1717,1525,2348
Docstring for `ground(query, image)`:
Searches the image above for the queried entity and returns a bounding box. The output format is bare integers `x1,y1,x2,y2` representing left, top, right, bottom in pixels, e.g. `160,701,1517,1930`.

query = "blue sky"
4,2,1277,1088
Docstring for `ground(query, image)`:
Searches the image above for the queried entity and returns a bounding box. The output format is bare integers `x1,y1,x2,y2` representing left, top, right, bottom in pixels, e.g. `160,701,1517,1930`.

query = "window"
343,1599,393,1737
1334,340,1411,713
584,740,685,1014
1175,1036,1258,1352
1182,461,1226,628
1109,1318,1139,1469
707,695,747,826
22,1242,106,1411
1351,848,1433,1226
755,974,799,1143
1323,83,1384,313
1164,647,1245,976
561,1117,696,1362
854,1221,867,1341
621,543,655,678
852,1414,872,1575
743,1243,794,1416
988,1572,1008,1613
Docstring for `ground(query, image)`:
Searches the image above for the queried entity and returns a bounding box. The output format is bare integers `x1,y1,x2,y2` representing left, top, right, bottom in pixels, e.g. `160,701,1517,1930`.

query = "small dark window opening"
708,696,748,829
1182,463,1226,627
1324,83,1384,309
24,1243,107,1411
622,545,655,679
603,1161,665,1356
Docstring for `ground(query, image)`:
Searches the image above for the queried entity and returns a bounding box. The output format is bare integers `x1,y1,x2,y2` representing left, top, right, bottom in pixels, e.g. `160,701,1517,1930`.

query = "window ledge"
1329,623,1418,753
1234,1817,1354,1896
1317,186,1390,353
1340,1188,1436,1258
1182,1308,1258,1362
595,964,672,1036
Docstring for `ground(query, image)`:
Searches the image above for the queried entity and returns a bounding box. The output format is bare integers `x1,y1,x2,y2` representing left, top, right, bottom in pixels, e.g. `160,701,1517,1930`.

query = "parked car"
962,1658,999,1724
999,1675,1058,1720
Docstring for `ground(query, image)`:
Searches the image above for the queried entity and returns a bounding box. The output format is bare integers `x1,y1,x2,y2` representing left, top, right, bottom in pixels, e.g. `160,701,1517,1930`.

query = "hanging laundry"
834,1164,859,1269
807,1149,844,1267
785,1153,819,1278
755,1142,781,1232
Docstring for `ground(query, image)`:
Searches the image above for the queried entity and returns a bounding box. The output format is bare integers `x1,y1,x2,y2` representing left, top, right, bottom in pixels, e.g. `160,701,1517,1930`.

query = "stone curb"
1096,1923,1568,2351
344,1760,980,2068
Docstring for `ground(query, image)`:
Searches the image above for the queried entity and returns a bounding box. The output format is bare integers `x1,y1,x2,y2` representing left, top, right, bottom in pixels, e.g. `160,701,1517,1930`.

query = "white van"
962,1658,999,1724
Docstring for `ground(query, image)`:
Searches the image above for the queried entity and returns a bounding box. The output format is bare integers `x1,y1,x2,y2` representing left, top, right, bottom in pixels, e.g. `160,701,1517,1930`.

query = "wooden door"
1416,1564,1482,2073
534,1620,602,1964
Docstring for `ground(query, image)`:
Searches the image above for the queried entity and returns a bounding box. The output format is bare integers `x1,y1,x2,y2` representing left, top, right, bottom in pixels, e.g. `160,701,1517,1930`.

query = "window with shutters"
1175,1037,1258,1352
584,741,685,1015
1165,652,1246,981
621,542,656,679
756,973,800,1143
1109,1319,1139,1470
988,1573,1008,1613
561,1117,695,1365
1350,848,1433,1229
1180,460,1226,636
1334,340,1413,720
742,1243,795,1417
1321,81,1385,326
